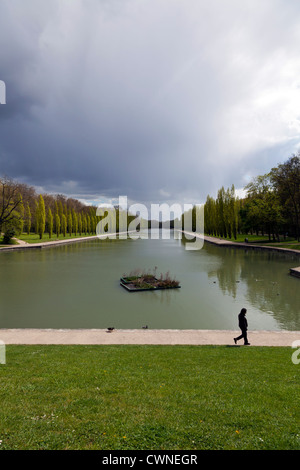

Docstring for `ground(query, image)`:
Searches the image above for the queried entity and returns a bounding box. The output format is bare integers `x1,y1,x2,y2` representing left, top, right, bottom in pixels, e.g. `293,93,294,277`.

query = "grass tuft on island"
120,268,180,291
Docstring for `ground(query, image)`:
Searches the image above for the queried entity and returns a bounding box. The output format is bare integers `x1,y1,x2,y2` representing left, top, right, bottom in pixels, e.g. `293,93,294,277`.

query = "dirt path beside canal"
0,328,299,346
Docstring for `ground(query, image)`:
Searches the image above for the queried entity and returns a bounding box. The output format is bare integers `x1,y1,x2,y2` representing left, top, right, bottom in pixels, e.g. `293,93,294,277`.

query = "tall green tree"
204,195,217,236
47,207,53,239
72,209,78,236
216,187,227,238
78,213,82,236
55,213,60,237
58,201,64,223
63,204,68,223
270,155,300,240
82,214,87,235
37,194,46,239
68,211,73,236
204,185,239,240
54,201,59,234
61,214,67,237
244,174,284,240
35,201,39,235
226,185,238,240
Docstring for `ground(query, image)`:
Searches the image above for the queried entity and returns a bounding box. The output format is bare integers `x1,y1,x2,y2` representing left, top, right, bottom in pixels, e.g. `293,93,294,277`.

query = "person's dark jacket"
238,312,248,331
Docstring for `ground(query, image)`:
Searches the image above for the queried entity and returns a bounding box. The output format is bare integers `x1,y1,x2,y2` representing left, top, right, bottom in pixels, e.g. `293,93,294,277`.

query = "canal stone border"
290,267,300,278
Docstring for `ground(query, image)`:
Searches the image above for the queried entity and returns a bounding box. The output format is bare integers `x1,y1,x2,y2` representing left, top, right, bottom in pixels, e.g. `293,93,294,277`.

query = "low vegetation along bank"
0,345,299,450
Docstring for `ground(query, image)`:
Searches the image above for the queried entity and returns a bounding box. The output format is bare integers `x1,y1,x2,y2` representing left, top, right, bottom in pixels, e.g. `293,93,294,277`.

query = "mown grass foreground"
0,345,299,450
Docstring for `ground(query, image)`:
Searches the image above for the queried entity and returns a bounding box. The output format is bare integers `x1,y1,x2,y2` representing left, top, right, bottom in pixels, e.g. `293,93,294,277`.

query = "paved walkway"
195,233,300,255
1,329,299,346
0,232,135,252
0,235,100,251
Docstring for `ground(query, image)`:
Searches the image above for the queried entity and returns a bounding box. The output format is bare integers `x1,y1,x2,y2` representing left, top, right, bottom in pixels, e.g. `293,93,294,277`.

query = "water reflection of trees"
203,243,300,330
239,251,300,330
181,235,244,298
207,247,243,299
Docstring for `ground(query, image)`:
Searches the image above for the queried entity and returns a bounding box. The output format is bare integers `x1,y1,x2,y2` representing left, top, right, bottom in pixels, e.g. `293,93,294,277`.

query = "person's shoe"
234,338,237,344
244,342,250,345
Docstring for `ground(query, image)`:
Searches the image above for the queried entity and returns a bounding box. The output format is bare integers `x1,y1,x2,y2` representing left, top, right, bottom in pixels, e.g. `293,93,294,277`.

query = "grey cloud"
1,0,300,206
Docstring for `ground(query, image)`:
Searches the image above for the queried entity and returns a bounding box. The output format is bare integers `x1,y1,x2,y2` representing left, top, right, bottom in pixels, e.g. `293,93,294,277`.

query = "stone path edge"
0,235,106,252
1,329,299,346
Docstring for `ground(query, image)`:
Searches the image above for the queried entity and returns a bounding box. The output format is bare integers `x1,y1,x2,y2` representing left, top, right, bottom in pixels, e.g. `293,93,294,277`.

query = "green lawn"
222,234,270,243
0,345,299,450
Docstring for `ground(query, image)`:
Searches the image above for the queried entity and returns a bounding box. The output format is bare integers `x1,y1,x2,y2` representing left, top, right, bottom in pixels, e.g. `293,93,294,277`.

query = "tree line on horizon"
203,154,300,241
1,153,299,243
0,176,139,243
0,179,101,241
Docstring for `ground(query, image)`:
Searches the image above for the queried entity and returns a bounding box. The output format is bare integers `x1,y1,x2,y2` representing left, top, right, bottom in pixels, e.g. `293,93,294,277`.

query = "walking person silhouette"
234,308,250,345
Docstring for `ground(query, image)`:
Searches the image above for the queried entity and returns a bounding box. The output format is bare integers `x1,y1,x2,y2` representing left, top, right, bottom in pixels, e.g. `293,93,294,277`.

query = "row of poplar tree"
26,194,98,239
14,194,100,239
204,184,240,240
203,154,300,241
0,177,103,240
0,177,136,241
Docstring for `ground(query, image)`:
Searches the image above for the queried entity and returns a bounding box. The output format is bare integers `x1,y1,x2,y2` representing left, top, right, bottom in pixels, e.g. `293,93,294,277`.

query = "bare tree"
0,176,23,232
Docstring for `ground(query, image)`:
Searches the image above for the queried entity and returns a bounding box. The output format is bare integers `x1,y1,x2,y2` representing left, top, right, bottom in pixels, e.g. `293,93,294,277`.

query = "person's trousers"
236,329,248,344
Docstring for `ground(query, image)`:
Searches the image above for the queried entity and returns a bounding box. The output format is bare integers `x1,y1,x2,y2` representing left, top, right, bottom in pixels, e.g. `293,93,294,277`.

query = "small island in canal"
120,269,181,292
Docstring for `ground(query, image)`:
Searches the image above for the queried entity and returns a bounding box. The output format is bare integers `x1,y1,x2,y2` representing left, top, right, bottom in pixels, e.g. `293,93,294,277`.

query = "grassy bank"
0,345,299,450
0,238,18,246
17,233,96,244
206,233,300,250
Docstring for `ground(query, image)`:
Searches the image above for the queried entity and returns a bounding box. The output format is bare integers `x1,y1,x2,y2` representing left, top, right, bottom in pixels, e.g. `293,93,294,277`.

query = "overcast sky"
1,0,300,208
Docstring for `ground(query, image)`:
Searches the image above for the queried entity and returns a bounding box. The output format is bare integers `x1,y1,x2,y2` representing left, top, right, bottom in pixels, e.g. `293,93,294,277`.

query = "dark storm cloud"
1,0,300,206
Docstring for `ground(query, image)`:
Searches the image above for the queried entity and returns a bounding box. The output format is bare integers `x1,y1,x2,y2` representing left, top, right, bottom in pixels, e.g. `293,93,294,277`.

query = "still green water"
0,232,299,330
